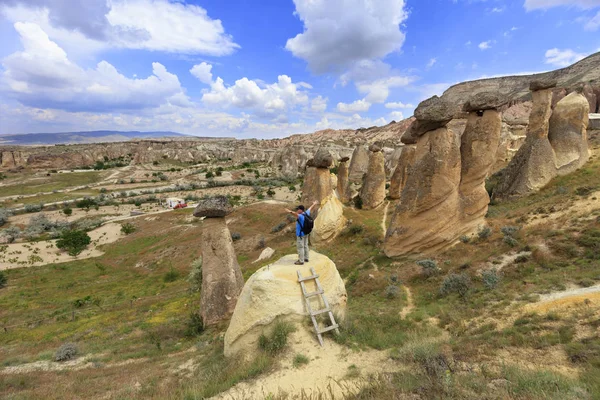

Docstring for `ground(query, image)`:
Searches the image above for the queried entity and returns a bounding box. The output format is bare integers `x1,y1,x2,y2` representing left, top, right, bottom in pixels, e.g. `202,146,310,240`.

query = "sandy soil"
0,222,123,270
399,286,414,319
526,189,600,228
481,251,532,272
523,284,600,314
212,327,402,400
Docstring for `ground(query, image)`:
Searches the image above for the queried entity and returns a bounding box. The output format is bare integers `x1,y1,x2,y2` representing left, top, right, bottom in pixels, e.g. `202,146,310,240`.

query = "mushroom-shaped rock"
530,78,557,91
414,95,455,122
348,145,370,183
339,156,350,163
462,92,509,112
313,148,334,169
368,142,383,152
224,252,347,358
312,195,347,243
193,195,232,218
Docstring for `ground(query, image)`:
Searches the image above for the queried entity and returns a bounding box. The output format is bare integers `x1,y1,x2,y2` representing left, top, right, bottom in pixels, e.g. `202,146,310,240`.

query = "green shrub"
0,208,10,226
163,267,179,283
482,269,501,290
440,273,471,298
266,188,276,197
62,207,73,216
205,171,214,179
0,271,7,288
76,198,96,209
501,226,520,237
293,354,309,367
1,226,20,243
271,222,287,233
503,236,519,247
416,259,438,276
353,196,363,209
55,343,78,362
348,224,364,235
56,230,91,256
477,226,492,240
24,203,43,213
385,285,400,299
256,236,266,249
258,321,296,355
231,232,241,241
288,185,296,192
120,223,136,235
459,235,470,243
184,312,204,337
188,258,202,291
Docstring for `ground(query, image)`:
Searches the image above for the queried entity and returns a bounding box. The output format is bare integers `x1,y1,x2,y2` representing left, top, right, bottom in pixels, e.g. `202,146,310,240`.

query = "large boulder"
200,218,244,326
224,252,347,358
347,145,369,183
548,92,590,175
193,195,232,218
359,149,386,209
313,148,334,169
312,195,347,243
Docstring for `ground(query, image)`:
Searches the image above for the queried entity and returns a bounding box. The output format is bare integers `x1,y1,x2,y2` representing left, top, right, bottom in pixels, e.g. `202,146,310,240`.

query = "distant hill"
0,130,195,145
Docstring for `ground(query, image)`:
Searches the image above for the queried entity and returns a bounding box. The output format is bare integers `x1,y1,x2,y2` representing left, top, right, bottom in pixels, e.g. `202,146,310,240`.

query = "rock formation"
224,252,347,358
312,194,347,243
193,196,244,326
384,92,507,256
301,158,333,207
388,146,415,200
336,157,351,204
359,143,386,209
495,82,590,198
347,145,369,183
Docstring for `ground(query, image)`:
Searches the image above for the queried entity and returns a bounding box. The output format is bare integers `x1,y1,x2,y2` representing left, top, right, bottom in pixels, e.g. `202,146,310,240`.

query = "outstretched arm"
284,208,295,214
307,200,318,213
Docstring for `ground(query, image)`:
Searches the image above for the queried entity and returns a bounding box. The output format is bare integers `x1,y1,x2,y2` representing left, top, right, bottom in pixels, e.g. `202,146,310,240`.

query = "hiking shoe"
305,259,309,262
294,260,304,265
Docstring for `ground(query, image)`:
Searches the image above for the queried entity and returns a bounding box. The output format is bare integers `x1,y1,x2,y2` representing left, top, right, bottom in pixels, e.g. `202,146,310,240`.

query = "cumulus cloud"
202,75,309,116
426,58,437,68
478,40,493,50
524,0,600,10
311,95,328,112
190,62,213,85
336,99,371,113
1,22,186,112
339,60,415,103
1,0,239,56
389,111,404,121
285,0,408,73
544,48,587,67
584,10,600,30
385,101,414,109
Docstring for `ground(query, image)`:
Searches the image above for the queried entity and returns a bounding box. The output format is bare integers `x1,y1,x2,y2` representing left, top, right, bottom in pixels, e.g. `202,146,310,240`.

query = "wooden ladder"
297,267,340,346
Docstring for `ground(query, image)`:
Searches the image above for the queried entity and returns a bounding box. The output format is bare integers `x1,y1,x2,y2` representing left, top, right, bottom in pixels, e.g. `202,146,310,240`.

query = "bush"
288,185,296,192
0,271,7,288
24,203,43,213
0,208,10,227
271,222,287,233
231,232,241,241
416,259,438,276
293,354,310,367
55,343,78,362
1,226,20,243
163,267,179,283
63,207,73,216
286,214,296,223
24,214,56,238
482,269,501,290
76,198,97,209
188,258,202,291
56,230,91,256
184,312,204,337
459,235,470,244
501,226,520,237
257,236,266,249
348,224,364,235
258,321,296,355
353,196,363,209
440,273,471,298
503,235,519,247
121,223,136,235
205,171,214,179
477,226,492,240
385,285,400,299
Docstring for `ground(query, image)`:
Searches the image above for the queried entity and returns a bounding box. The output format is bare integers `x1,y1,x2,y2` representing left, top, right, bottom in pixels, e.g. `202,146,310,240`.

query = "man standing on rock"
285,200,318,265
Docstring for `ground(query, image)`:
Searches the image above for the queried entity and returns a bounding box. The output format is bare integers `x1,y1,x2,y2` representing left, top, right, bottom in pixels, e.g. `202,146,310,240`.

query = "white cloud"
336,99,371,113
311,95,328,112
1,0,239,56
1,22,185,112
389,111,404,121
202,75,309,116
491,7,505,12
544,48,587,67
584,10,600,30
478,40,494,50
426,58,437,68
385,101,414,109
190,62,213,85
285,0,408,73
524,0,600,11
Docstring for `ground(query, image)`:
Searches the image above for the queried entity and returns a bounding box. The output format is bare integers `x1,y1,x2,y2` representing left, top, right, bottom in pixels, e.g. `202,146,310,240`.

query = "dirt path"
399,286,414,319
381,201,389,238
482,251,531,272
524,284,600,313
211,328,402,399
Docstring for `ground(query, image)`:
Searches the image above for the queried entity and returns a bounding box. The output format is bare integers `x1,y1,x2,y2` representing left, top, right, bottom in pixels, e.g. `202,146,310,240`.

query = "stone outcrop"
312,194,347,243
347,145,369,183
194,196,244,326
336,157,351,204
389,146,416,200
385,92,507,256
496,84,590,199
359,144,386,209
224,252,347,358
313,148,334,169
301,160,333,207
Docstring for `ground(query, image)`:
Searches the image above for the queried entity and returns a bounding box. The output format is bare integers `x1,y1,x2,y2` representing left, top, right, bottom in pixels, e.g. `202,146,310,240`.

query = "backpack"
299,213,314,235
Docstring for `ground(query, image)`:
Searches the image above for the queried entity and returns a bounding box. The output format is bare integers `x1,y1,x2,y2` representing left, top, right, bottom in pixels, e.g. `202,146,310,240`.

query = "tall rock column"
389,146,416,200
336,156,351,204
548,91,590,175
347,145,369,183
359,143,386,209
495,80,557,199
193,196,244,327
301,148,333,207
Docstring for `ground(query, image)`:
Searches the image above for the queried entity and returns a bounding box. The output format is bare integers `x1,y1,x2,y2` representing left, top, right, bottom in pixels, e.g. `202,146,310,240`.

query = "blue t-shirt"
296,210,311,237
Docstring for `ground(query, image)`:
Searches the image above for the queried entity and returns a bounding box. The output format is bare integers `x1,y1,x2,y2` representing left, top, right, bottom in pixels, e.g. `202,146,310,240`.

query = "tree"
56,230,91,256
63,207,73,216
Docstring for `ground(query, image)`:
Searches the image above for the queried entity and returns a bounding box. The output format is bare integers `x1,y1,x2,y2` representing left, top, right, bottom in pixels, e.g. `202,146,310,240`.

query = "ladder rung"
305,289,324,297
311,308,331,316
318,324,339,334
298,274,319,282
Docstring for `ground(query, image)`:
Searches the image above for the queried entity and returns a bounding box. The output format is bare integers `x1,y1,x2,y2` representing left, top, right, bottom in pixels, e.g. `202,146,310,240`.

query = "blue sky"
0,0,598,138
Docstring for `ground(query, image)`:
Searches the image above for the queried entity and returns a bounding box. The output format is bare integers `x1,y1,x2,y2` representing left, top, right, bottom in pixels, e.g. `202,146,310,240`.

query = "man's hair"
296,205,305,211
